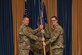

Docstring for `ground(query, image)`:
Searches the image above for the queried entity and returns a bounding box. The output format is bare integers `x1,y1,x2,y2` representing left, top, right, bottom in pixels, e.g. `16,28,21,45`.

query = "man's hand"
42,41,46,46
39,24,44,30
42,37,46,46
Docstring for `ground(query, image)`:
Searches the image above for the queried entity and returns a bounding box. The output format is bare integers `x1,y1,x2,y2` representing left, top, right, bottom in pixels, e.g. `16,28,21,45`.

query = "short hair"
23,15,30,19
51,16,58,20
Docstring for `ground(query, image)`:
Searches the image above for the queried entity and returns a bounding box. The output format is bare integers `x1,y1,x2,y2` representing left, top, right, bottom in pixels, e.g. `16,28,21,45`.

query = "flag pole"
40,11,46,55
39,1,46,55
42,35,46,55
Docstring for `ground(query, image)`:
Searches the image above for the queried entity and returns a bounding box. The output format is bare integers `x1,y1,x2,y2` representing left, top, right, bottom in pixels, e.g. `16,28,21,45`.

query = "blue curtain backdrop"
57,0,72,55
0,0,14,55
25,0,47,29
25,0,41,29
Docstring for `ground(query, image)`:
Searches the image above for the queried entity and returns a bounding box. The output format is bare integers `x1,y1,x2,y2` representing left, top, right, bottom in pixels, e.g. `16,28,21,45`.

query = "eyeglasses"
51,20,56,21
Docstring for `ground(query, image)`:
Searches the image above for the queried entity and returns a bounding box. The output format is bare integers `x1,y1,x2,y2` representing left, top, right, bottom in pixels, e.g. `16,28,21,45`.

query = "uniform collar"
54,24,59,28
52,24,59,30
22,24,28,28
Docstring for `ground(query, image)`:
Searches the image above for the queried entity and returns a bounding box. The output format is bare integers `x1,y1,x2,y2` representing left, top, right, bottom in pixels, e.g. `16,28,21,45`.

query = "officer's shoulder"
28,26,31,29
28,27,33,30
57,24,63,31
20,25,26,28
19,25,24,31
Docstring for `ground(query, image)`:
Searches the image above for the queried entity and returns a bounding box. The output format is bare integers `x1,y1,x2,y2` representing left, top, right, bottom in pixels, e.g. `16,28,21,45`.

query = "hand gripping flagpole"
42,34,46,55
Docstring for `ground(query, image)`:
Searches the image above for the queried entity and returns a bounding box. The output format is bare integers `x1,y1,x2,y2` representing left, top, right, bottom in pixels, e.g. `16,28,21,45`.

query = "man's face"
51,17,58,26
23,17,29,26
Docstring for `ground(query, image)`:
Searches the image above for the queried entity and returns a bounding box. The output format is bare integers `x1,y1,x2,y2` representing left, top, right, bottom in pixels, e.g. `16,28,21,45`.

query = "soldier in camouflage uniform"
19,16,42,55
42,16,64,55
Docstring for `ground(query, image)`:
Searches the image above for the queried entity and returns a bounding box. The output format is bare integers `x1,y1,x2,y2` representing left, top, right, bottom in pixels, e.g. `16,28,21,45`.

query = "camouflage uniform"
33,24,50,55
19,25,41,55
33,31,43,55
45,24,64,55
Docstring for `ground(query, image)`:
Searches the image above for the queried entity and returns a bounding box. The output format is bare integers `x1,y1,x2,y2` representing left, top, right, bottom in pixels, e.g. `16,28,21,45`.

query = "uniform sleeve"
43,29,50,39
29,28,41,35
46,28,61,44
43,25,50,39
19,25,24,35
23,27,39,41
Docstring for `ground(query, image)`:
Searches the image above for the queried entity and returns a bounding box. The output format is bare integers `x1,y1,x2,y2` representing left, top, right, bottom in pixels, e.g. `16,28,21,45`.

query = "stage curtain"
57,0,72,55
0,0,14,55
72,0,82,55
12,0,25,55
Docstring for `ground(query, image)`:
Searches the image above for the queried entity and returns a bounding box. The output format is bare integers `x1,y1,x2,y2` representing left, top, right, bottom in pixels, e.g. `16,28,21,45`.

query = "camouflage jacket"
19,24,41,50
45,24,64,50
33,31,43,50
